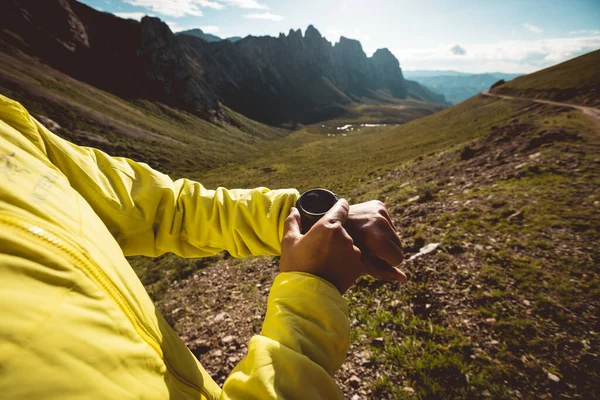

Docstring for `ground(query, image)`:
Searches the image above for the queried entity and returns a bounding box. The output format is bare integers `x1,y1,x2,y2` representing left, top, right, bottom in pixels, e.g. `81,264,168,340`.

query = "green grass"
2,33,599,398
198,95,518,194
0,43,286,178
493,49,600,107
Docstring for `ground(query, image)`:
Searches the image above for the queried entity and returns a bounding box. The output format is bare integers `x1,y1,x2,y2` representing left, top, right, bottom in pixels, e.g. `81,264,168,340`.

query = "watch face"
297,189,338,216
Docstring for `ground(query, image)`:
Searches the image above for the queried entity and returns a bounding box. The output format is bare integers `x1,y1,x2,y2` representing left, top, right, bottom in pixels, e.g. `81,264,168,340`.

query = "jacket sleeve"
1,95,299,257
221,272,349,399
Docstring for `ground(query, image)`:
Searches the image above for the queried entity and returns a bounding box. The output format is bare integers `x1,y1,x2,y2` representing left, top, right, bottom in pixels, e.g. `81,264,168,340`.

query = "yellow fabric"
0,94,349,399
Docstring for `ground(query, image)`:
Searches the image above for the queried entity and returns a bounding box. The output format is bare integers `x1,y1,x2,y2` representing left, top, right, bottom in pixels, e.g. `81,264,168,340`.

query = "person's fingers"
377,211,405,251
365,256,408,283
377,204,394,226
324,198,350,227
283,207,302,242
371,236,405,266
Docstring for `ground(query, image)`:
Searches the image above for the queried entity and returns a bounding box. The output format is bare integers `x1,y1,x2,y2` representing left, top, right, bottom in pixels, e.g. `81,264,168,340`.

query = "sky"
80,0,600,74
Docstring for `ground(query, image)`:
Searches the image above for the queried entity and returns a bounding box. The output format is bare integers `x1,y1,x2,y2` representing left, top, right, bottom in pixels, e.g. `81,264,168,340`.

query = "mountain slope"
176,28,222,42
405,79,451,105
0,38,285,177
492,49,600,107
147,91,600,399
1,0,447,126
130,52,600,398
176,28,241,43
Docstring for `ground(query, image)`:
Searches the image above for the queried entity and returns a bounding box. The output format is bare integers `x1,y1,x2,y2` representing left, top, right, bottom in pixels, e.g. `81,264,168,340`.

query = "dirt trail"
482,91,600,121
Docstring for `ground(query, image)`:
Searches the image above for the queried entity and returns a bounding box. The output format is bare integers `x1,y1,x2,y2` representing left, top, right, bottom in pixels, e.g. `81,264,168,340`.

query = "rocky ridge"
1,0,447,125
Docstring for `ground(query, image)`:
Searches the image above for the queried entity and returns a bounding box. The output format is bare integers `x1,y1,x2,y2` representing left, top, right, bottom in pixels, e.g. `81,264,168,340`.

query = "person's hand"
346,200,407,283
280,199,365,294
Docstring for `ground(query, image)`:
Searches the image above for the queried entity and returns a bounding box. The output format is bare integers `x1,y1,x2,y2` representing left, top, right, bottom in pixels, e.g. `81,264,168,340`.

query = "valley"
0,0,599,398
146,91,599,400
133,51,600,399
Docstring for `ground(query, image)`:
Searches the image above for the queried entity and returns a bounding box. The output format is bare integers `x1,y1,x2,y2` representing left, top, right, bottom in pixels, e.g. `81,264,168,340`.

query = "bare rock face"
333,37,372,96
370,48,408,98
2,0,90,52
2,0,445,125
138,17,219,115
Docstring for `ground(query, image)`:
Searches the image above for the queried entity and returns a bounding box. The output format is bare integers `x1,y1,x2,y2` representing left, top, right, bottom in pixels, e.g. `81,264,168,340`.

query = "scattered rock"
171,307,185,316
485,318,497,325
408,243,441,261
403,386,415,394
407,195,420,203
460,145,480,160
508,211,523,221
547,372,560,383
37,115,61,131
190,339,211,356
529,152,542,160
221,335,236,344
214,312,229,322
348,375,361,388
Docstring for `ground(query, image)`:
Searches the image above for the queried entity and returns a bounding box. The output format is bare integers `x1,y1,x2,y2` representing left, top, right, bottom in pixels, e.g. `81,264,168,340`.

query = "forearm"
32,117,298,257
221,272,349,399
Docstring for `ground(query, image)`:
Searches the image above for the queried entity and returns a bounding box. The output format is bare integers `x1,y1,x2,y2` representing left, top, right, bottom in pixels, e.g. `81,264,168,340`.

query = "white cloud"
123,0,203,17
201,25,220,33
223,0,268,9
569,29,600,35
245,12,283,21
523,23,544,34
122,0,268,17
165,21,196,33
113,12,153,20
396,35,600,73
198,0,225,9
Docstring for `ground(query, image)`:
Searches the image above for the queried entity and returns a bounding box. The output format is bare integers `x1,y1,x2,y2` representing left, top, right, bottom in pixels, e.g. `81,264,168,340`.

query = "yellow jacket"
0,94,349,399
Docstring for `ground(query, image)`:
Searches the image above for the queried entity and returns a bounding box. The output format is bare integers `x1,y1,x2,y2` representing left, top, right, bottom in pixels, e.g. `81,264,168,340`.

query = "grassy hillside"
197,96,516,194
2,32,598,399
0,37,286,177
141,92,599,398
492,49,600,107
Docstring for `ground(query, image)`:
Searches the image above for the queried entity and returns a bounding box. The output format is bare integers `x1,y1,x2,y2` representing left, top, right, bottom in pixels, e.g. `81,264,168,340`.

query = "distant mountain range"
403,71,522,104
1,0,449,126
176,29,242,43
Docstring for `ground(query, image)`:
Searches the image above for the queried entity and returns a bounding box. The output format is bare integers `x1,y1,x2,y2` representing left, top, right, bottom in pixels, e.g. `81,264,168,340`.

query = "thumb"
283,207,302,240
324,198,350,227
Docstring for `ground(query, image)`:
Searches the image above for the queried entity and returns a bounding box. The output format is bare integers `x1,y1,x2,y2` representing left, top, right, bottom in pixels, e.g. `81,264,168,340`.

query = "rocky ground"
153,100,599,399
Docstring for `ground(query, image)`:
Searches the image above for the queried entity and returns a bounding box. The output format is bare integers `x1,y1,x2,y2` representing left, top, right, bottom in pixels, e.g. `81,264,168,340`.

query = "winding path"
482,91,600,121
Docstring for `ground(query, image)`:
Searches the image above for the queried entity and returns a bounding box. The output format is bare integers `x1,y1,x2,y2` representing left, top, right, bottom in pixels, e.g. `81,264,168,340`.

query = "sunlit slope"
149,90,600,398
199,95,520,194
492,49,600,107
0,42,285,178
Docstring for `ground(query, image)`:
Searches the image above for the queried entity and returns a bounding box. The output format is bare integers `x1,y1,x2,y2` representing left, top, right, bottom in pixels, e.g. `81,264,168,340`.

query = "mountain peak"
305,25,322,39
371,48,400,68
183,28,205,34
287,28,303,39
334,36,365,56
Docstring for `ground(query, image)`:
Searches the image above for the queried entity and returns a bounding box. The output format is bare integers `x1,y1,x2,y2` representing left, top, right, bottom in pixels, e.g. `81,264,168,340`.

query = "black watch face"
298,189,338,215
